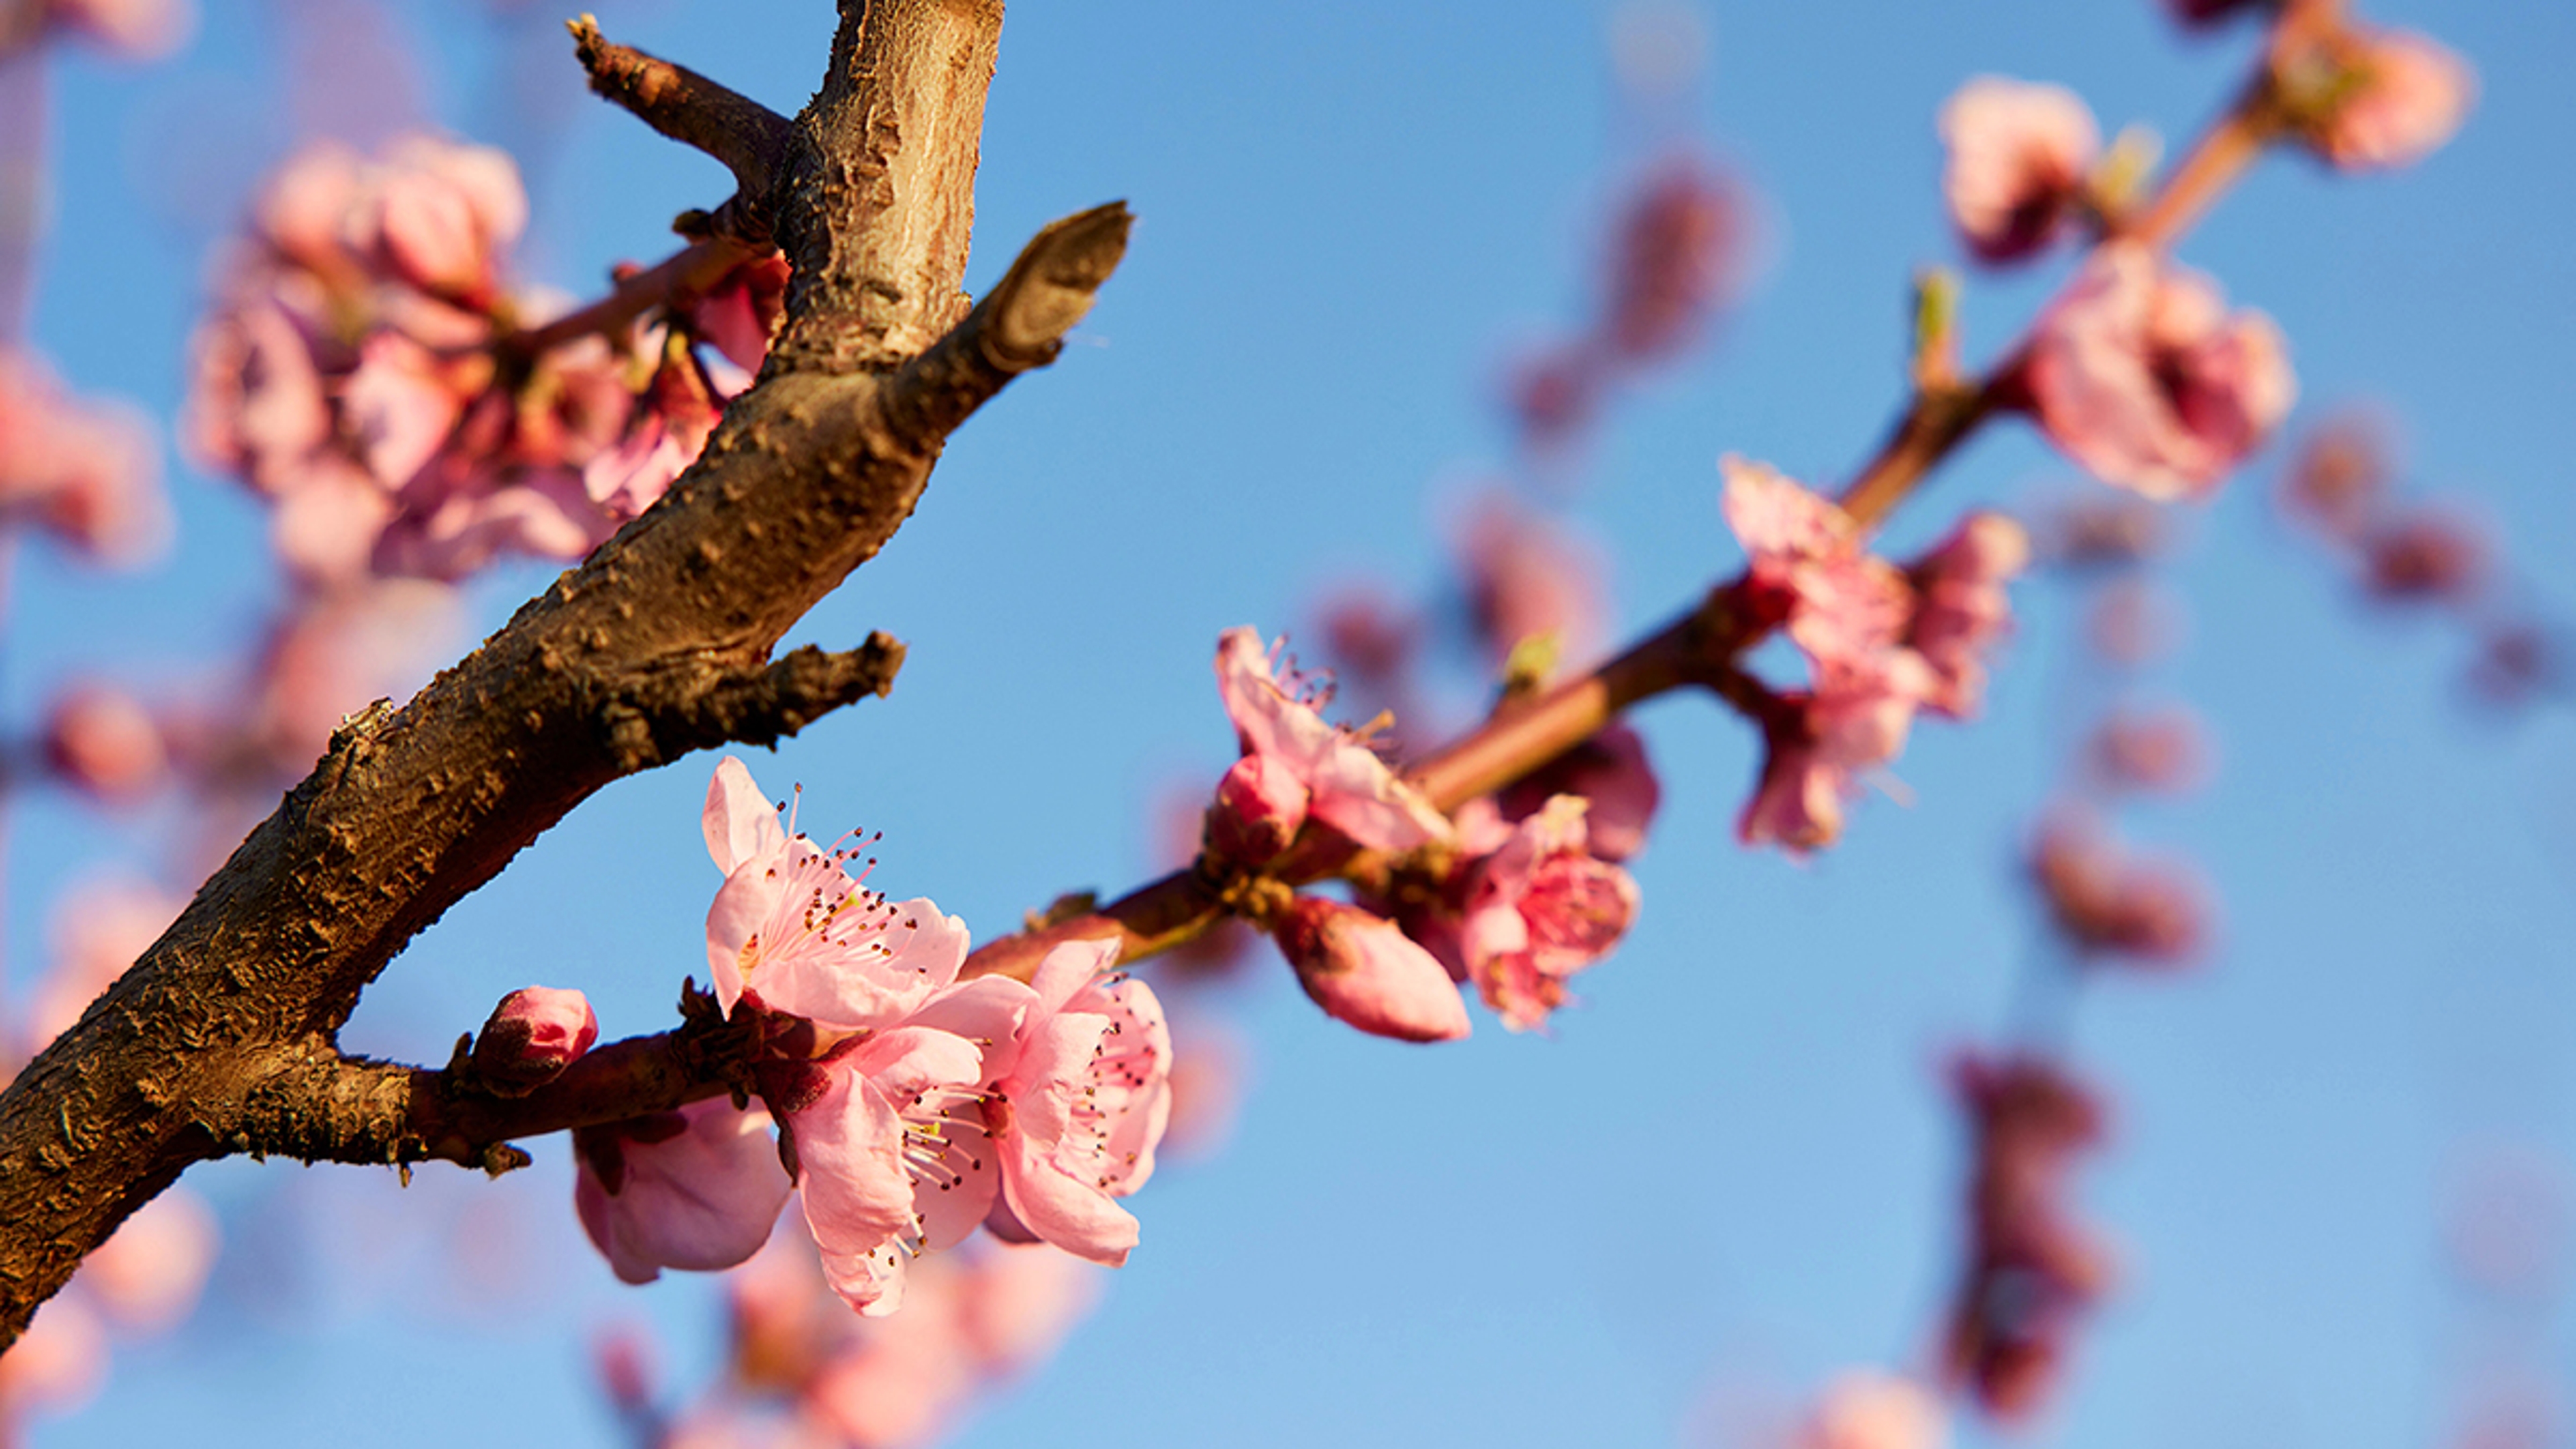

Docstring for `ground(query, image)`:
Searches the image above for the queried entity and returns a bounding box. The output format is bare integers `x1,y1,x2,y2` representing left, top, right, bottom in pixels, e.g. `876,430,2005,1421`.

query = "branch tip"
979,201,1135,370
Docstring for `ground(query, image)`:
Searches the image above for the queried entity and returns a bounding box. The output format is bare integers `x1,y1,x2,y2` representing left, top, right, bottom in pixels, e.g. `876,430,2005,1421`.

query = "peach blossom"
1271,896,1470,1042
78,1188,218,1334
1456,795,1640,1031
574,1098,793,1285
41,682,167,804
1215,627,1449,853
2023,244,2294,500
1939,78,2099,264
2311,30,2474,173
1904,511,2030,719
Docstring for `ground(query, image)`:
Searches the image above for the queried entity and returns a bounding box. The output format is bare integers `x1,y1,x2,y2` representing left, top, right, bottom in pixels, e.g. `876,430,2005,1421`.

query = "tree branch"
0,0,1114,1345
570,15,796,206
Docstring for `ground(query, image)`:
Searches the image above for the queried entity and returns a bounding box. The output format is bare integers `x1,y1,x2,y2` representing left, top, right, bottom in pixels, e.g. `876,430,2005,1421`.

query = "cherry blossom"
1269,895,1471,1042
701,755,969,1025
1455,795,1640,1031
1938,77,2099,264
1904,511,2031,719
1212,627,1449,856
2022,244,2296,501
574,1097,794,1285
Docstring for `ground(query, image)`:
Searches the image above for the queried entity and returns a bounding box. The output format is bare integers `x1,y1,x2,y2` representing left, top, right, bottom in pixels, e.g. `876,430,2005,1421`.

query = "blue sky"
13,1,2576,1445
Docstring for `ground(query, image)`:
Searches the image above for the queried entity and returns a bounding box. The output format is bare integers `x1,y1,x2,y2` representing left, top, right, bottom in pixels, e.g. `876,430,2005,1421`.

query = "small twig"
508,237,767,360
569,15,796,205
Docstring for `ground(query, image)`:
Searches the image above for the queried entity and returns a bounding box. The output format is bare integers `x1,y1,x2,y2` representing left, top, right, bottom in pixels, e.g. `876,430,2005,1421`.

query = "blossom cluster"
184,135,784,585
1203,627,1651,1037
574,758,1173,1321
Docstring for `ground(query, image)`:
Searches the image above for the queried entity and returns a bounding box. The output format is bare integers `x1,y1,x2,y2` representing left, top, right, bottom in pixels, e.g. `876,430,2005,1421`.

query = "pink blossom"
584,345,723,521
1452,489,1607,663
1799,1371,1950,1449
181,291,333,494
574,1097,794,1285
2023,244,2296,501
956,1241,1101,1379
1270,896,1471,1042
1738,652,1937,855
1215,627,1449,854
1455,796,1640,1032
350,136,529,304
2364,510,2488,605
78,1188,218,1334
41,682,167,804
470,985,600,1092
701,756,971,1026
341,331,468,490
801,1279,977,1448
0,350,168,568
2309,30,2474,173
1904,511,2031,719
1600,154,1741,364
2029,813,2210,966
775,1020,1007,1316
2086,706,2212,796
688,254,794,373
1939,77,2100,264
951,938,1171,1268
1723,457,1915,670
1497,722,1661,862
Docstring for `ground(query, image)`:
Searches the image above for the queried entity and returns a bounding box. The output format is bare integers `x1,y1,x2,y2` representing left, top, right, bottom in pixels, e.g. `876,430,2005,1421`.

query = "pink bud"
472,985,598,1092
42,683,167,804
1208,753,1310,865
1271,896,1470,1043
2364,511,2488,605
2312,30,2475,173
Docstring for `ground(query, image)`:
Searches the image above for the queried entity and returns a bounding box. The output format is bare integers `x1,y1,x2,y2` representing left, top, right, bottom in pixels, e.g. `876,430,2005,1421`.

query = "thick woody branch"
0,0,1093,1344
570,15,796,205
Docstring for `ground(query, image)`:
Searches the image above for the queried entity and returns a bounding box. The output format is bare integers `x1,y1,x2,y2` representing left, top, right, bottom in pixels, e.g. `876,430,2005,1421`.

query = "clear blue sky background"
13,1,2576,1445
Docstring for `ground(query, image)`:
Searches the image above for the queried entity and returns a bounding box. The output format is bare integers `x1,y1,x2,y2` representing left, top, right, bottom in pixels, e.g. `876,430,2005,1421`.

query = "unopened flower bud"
472,985,598,1093
1208,753,1309,865
1271,896,1470,1043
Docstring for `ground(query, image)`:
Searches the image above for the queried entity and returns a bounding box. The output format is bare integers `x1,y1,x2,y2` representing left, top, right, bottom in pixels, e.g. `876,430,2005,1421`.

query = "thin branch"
570,15,796,205
508,235,769,359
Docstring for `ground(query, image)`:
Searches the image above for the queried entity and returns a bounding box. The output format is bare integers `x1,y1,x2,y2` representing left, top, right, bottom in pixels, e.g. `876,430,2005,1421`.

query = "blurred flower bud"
1271,896,1470,1042
2279,411,2392,543
2364,511,2487,606
2085,706,2212,796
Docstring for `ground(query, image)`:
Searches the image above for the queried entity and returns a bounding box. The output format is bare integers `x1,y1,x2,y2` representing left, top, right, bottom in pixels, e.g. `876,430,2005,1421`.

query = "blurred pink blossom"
1739,651,1937,855
2308,30,2474,172
1600,154,1742,365
78,1187,218,1334
1452,489,1607,663
1939,77,2099,264
0,350,168,567
2029,812,2209,967
41,681,168,804
1904,511,2030,719
2023,244,2294,501
1798,1371,1949,1449
1724,456,1917,672
0,1295,105,1419
27,878,182,1051
2085,707,2212,796
38,0,191,59
1456,795,1639,1031
1497,723,1661,863
688,254,794,374
1271,895,1470,1042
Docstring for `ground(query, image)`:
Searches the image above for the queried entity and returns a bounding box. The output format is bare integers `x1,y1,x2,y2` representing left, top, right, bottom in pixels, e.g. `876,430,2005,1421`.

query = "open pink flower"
775,1020,1007,1316
1212,627,1448,856
1498,723,1661,863
575,1097,794,1286
1739,652,1937,855
702,756,970,1026
1271,896,1471,1042
1904,511,2030,719
2023,244,2295,501
1456,796,1640,1031
1723,457,1915,671
1939,77,2099,264
2307,30,2474,172
688,254,794,374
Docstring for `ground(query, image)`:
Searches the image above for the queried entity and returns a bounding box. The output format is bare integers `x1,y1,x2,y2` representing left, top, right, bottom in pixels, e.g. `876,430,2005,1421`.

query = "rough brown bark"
0,0,1130,1345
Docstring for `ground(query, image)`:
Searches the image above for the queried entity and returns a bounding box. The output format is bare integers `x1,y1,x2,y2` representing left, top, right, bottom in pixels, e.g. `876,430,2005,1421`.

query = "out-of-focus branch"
0,1,1134,1345
507,235,769,359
